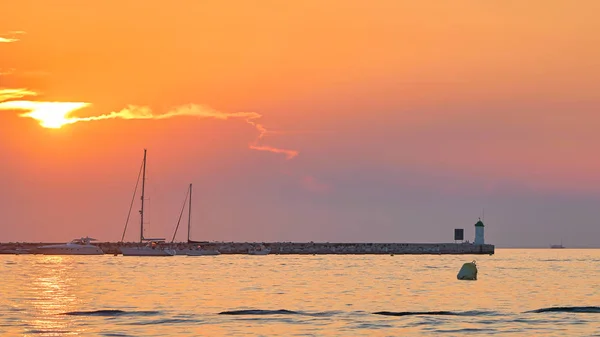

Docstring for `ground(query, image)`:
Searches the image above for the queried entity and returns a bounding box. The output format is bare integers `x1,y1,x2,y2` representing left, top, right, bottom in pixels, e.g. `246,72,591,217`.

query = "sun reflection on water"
25,256,83,336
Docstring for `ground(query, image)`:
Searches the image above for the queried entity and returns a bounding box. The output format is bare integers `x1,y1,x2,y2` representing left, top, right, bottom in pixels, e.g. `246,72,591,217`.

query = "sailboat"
120,149,176,256
172,184,220,256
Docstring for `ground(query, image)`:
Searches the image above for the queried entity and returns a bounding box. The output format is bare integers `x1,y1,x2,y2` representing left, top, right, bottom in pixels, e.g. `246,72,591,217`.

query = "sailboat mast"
187,183,192,242
140,149,147,243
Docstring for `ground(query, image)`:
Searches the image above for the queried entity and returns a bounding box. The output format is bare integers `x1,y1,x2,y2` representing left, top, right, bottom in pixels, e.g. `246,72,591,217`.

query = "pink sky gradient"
1,1,599,247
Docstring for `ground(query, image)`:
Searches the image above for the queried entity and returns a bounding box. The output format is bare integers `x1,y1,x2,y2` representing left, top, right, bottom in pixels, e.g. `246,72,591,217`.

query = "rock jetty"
0,242,495,255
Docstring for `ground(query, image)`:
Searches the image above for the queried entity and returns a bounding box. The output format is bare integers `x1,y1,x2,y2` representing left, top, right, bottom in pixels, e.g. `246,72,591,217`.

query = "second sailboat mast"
140,149,147,243
187,183,192,242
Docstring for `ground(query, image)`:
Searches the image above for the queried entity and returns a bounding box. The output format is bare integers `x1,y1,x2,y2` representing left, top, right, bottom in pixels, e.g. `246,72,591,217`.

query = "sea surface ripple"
0,249,598,336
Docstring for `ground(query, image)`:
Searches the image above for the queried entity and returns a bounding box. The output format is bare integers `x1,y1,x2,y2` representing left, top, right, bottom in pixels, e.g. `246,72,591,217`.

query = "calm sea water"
1,249,598,336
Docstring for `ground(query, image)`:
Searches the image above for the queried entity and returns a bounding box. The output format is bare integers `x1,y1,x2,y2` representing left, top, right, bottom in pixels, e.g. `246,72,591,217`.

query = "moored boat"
119,149,175,257
35,237,104,255
171,183,221,256
183,246,221,256
121,241,176,256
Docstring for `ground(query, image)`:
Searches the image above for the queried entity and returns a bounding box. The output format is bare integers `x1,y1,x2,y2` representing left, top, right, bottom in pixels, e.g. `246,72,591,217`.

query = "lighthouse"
474,218,485,245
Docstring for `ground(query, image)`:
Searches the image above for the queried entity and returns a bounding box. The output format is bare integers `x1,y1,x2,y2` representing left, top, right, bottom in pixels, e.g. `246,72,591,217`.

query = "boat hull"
120,247,176,256
35,246,104,255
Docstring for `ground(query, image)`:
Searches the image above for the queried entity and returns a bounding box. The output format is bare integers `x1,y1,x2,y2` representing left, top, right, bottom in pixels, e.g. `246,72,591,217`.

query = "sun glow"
0,100,90,128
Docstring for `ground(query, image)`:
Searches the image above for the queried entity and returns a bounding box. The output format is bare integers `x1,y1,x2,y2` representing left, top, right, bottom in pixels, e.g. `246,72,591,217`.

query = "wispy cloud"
0,37,18,43
91,104,300,159
0,30,25,43
0,88,37,102
250,145,298,160
53,103,299,158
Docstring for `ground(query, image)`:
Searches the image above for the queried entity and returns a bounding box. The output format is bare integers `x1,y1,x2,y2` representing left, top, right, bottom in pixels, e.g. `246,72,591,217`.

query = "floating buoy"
457,260,478,280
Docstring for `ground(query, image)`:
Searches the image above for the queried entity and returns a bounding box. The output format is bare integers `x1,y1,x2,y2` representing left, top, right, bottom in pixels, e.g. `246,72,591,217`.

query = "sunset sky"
1,1,599,247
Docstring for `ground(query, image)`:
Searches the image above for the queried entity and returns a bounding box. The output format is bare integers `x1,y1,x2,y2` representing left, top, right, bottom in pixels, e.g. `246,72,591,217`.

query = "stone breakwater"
0,242,495,255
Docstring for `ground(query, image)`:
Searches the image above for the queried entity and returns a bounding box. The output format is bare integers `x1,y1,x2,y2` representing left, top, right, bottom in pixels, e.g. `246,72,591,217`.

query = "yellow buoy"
457,260,478,280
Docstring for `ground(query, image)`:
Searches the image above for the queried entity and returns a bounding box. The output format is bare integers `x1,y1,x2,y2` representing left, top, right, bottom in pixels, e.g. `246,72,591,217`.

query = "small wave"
25,330,72,334
434,328,497,333
353,323,394,329
539,259,571,262
219,309,300,316
526,306,600,314
61,310,161,317
218,309,338,317
373,311,459,317
7,306,25,312
373,310,494,317
134,318,202,325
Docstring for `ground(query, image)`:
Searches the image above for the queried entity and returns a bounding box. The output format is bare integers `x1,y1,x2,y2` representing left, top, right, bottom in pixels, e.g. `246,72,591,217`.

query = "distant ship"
550,240,565,249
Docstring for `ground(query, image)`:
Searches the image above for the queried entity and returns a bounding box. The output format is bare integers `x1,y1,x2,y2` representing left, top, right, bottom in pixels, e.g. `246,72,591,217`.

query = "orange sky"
1,1,600,246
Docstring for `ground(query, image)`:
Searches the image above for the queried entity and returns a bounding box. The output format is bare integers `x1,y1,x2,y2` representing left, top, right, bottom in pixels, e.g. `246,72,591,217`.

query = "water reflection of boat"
35,237,104,255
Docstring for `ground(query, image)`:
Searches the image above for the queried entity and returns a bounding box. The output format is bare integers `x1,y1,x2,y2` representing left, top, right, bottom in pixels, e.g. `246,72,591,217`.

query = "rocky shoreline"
0,241,495,255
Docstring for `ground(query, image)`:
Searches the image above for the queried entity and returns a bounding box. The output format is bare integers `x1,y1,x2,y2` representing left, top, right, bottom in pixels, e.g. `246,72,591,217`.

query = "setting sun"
0,100,90,128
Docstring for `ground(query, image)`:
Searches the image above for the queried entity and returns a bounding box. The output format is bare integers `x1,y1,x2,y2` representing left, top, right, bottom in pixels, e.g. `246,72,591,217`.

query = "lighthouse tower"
474,218,485,245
